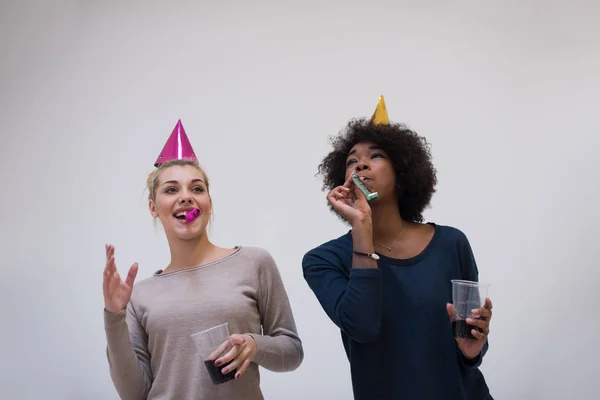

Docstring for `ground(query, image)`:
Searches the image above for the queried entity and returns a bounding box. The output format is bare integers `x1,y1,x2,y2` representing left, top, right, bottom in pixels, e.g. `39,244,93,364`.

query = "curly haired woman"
302,97,493,400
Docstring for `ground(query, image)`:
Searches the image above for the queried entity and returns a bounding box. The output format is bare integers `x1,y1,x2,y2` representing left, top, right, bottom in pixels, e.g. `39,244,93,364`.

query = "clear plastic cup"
190,323,236,384
450,279,490,339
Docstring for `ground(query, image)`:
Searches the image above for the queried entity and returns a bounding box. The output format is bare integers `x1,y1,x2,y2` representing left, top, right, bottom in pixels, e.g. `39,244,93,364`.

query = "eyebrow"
347,145,382,156
161,178,205,187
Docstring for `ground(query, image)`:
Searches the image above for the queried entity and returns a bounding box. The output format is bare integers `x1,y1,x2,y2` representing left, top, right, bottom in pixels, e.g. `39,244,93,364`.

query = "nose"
178,195,193,204
355,160,370,172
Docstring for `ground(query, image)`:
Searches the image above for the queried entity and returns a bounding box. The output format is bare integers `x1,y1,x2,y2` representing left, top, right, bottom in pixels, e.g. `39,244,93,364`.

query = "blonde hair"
146,159,210,202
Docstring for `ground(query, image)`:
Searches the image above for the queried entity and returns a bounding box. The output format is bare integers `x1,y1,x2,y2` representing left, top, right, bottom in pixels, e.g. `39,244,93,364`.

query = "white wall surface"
1,1,599,399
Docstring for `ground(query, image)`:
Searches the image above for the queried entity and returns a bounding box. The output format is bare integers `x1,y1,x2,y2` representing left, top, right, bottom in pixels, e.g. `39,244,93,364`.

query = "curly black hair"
317,118,438,223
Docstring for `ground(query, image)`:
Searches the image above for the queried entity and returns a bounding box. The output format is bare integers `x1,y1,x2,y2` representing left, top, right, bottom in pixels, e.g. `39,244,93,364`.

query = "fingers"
470,329,487,340
207,339,231,362
329,174,371,201
107,270,122,298
465,317,489,333
103,272,109,299
229,334,246,346
465,300,492,335
104,244,118,296
222,345,252,377
467,301,492,337
219,349,242,374
105,244,116,275
104,243,138,288
103,269,113,298
106,256,116,276
471,305,492,321
327,188,355,216
105,243,114,262
103,245,111,295
342,173,354,188
215,340,239,367
338,174,362,203
104,244,110,275
125,263,139,288
328,184,352,200
215,335,254,377
326,176,374,223
328,175,361,205
235,358,251,379
327,187,349,202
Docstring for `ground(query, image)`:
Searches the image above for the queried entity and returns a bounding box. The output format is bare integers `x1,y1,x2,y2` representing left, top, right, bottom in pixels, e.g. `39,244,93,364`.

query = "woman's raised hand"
103,244,138,313
326,174,372,226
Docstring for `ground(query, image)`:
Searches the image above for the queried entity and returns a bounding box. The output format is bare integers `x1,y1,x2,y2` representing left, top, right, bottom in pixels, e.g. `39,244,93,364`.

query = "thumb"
125,263,139,288
342,173,356,189
229,334,246,346
484,297,493,310
446,303,455,321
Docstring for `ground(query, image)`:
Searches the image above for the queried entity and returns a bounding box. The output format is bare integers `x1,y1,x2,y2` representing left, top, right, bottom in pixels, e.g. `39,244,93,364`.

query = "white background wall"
1,1,599,399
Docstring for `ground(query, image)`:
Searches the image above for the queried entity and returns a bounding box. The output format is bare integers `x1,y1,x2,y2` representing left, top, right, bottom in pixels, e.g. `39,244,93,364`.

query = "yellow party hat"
370,95,390,125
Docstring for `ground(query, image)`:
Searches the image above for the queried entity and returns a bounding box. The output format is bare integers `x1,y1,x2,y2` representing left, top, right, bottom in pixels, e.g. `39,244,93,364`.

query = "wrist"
244,334,258,360
352,220,373,236
352,222,374,252
460,349,482,366
104,306,123,313
351,214,372,228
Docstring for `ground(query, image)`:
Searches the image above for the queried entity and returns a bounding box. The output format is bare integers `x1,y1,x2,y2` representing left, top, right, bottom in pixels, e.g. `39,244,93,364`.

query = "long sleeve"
248,250,304,372
457,232,489,368
104,301,152,400
302,243,382,343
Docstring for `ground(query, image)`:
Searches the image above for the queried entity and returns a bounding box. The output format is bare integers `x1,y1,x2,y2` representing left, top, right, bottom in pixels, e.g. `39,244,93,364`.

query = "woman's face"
345,141,397,202
149,165,212,241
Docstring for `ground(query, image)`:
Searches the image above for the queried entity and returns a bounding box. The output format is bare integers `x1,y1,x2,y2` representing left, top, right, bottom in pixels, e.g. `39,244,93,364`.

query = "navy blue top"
302,223,491,400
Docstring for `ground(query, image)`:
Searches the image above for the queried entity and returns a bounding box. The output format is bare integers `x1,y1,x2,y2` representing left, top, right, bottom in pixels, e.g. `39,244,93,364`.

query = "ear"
149,199,158,218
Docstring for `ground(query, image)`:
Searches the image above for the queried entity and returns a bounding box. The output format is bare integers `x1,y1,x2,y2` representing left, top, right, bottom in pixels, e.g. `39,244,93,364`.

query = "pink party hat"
154,119,198,167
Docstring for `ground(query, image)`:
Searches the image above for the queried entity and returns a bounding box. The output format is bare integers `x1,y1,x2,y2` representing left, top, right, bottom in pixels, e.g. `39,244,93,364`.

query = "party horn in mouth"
352,174,379,201
185,208,201,222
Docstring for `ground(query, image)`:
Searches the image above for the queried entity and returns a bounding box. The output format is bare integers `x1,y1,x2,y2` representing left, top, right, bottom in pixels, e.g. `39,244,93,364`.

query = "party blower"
352,174,379,201
185,208,201,223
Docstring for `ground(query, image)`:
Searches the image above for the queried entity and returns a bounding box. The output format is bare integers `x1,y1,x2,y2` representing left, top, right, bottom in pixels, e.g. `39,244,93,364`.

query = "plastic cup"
450,279,490,339
190,323,236,385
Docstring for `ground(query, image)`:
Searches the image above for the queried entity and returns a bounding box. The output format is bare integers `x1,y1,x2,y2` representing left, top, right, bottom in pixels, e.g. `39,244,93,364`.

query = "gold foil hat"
370,95,390,125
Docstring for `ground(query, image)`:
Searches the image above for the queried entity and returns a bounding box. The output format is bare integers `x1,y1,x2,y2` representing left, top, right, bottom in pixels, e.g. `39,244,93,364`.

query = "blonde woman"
103,121,303,399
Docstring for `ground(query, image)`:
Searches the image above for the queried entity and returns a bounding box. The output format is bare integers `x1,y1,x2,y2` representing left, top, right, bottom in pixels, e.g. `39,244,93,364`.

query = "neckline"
352,222,439,266
153,246,241,277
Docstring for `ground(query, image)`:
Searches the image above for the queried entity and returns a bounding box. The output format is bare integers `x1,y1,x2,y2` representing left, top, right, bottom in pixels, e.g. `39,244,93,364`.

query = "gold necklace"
373,223,406,252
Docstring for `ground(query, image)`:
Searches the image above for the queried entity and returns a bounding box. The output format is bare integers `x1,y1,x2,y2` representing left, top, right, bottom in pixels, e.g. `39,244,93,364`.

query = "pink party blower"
185,208,201,223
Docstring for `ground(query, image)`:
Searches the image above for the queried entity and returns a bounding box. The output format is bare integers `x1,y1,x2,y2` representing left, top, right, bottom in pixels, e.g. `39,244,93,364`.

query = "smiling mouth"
174,211,187,220
173,209,201,221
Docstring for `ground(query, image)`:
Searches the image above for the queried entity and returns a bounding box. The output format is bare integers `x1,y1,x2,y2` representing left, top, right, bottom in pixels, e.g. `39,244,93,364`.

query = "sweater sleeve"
457,231,489,368
104,300,153,400
302,244,382,343
247,250,304,372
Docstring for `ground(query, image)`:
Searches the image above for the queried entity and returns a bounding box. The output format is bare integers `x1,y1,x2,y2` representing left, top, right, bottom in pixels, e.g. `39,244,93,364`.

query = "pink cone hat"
154,119,198,167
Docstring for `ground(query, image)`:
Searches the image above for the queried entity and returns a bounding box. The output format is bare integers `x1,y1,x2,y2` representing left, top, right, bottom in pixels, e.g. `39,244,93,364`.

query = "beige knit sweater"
104,246,303,399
